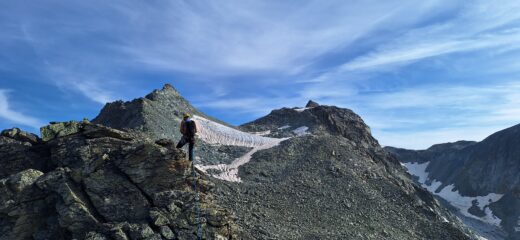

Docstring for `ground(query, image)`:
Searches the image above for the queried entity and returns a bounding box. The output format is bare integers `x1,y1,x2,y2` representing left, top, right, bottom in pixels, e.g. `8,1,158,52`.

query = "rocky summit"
1,84,482,240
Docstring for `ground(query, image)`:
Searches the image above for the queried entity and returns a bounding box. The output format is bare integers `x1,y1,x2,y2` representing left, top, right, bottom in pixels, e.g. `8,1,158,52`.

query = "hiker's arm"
180,121,185,134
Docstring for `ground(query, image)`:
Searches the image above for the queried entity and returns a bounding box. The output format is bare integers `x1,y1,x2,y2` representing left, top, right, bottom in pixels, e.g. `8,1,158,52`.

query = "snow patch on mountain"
193,115,287,182
293,126,310,136
193,115,278,148
294,107,311,112
278,125,291,130
251,130,271,136
404,162,504,227
404,161,429,184
197,139,284,182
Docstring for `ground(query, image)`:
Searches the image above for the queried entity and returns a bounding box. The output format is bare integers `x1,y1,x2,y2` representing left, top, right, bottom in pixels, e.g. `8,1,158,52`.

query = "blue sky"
1,0,520,149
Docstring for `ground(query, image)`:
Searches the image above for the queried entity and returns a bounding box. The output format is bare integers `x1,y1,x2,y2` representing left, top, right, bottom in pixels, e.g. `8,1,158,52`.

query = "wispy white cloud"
0,90,44,129
335,1,520,73
18,23,116,104
45,66,115,104
340,30,520,72
196,96,306,117
115,0,454,75
356,82,520,149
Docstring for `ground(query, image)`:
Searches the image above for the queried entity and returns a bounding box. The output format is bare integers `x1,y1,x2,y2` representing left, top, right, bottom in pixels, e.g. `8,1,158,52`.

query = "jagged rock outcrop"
0,121,239,240
386,124,520,240
0,128,50,179
305,100,320,108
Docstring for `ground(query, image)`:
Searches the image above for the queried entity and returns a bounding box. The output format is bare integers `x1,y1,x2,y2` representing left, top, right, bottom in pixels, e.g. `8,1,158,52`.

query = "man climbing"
176,113,198,161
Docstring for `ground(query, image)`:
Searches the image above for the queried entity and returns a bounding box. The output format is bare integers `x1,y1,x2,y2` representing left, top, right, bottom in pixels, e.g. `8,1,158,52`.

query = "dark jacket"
180,118,197,139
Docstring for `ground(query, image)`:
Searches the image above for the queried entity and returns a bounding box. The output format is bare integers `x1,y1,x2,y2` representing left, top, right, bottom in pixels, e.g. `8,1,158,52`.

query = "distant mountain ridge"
386,124,520,240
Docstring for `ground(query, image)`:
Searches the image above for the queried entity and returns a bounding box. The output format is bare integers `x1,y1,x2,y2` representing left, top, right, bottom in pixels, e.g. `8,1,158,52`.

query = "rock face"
305,100,320,108
386,124,520,240
0,128,49,179
0,121,239,240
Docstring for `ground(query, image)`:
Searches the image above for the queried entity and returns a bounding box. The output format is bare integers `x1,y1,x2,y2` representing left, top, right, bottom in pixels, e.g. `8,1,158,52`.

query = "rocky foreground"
0,123,239,240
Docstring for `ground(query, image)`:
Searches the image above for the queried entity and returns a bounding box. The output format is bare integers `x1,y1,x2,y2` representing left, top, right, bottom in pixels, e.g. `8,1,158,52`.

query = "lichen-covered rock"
84,231,109,240
40,121,81,141
0,169,67,240
159,225,175,239
36,168,101,237
0,135,49,179
1,127,40,145
1,121,241,239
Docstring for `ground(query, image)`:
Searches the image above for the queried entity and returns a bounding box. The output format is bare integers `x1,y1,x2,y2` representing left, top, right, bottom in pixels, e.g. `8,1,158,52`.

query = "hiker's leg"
188,140,195,161
176,137,187,148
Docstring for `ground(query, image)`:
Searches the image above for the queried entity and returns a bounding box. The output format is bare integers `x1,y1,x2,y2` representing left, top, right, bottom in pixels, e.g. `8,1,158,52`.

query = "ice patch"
192,115,287,182
193,115,277,148
292,126,309,136
251,130,271,136
278,125,290,130
404,162,504,227
404,162,429,184
294,107,311,112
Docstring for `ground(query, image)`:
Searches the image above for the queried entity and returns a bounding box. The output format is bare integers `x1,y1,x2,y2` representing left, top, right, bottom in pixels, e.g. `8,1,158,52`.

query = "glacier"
193,115,287,182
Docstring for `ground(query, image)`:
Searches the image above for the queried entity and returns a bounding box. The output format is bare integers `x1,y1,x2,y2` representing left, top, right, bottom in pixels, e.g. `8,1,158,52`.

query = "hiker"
176,113,197,161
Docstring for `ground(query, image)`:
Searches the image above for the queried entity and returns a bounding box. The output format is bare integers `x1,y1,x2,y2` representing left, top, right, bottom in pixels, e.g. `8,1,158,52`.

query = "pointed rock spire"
305,100,320,108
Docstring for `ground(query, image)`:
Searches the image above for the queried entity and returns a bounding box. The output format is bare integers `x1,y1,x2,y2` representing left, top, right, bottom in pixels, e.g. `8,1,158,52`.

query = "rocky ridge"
0,121,239,240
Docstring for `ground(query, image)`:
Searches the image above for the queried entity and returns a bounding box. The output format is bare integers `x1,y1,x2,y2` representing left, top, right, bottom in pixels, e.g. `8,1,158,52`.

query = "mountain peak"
92,83,200,138
241,103,380,149
163,83,175,90
305,100,320,108
144,83,182,101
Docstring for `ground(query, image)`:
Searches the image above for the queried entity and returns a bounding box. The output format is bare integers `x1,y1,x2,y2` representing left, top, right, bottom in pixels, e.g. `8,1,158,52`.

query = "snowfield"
193,116,279,148
293,126,310,136
404,162,504,227
278,125,291,130
294,107,311,112
193,116,287,182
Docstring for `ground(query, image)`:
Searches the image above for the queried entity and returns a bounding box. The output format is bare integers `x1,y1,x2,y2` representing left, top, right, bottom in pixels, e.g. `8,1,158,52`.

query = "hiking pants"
176,136,195,161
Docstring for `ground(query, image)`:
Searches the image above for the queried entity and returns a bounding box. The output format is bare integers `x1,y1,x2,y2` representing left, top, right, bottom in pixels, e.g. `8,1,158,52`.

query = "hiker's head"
183,113,191,119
